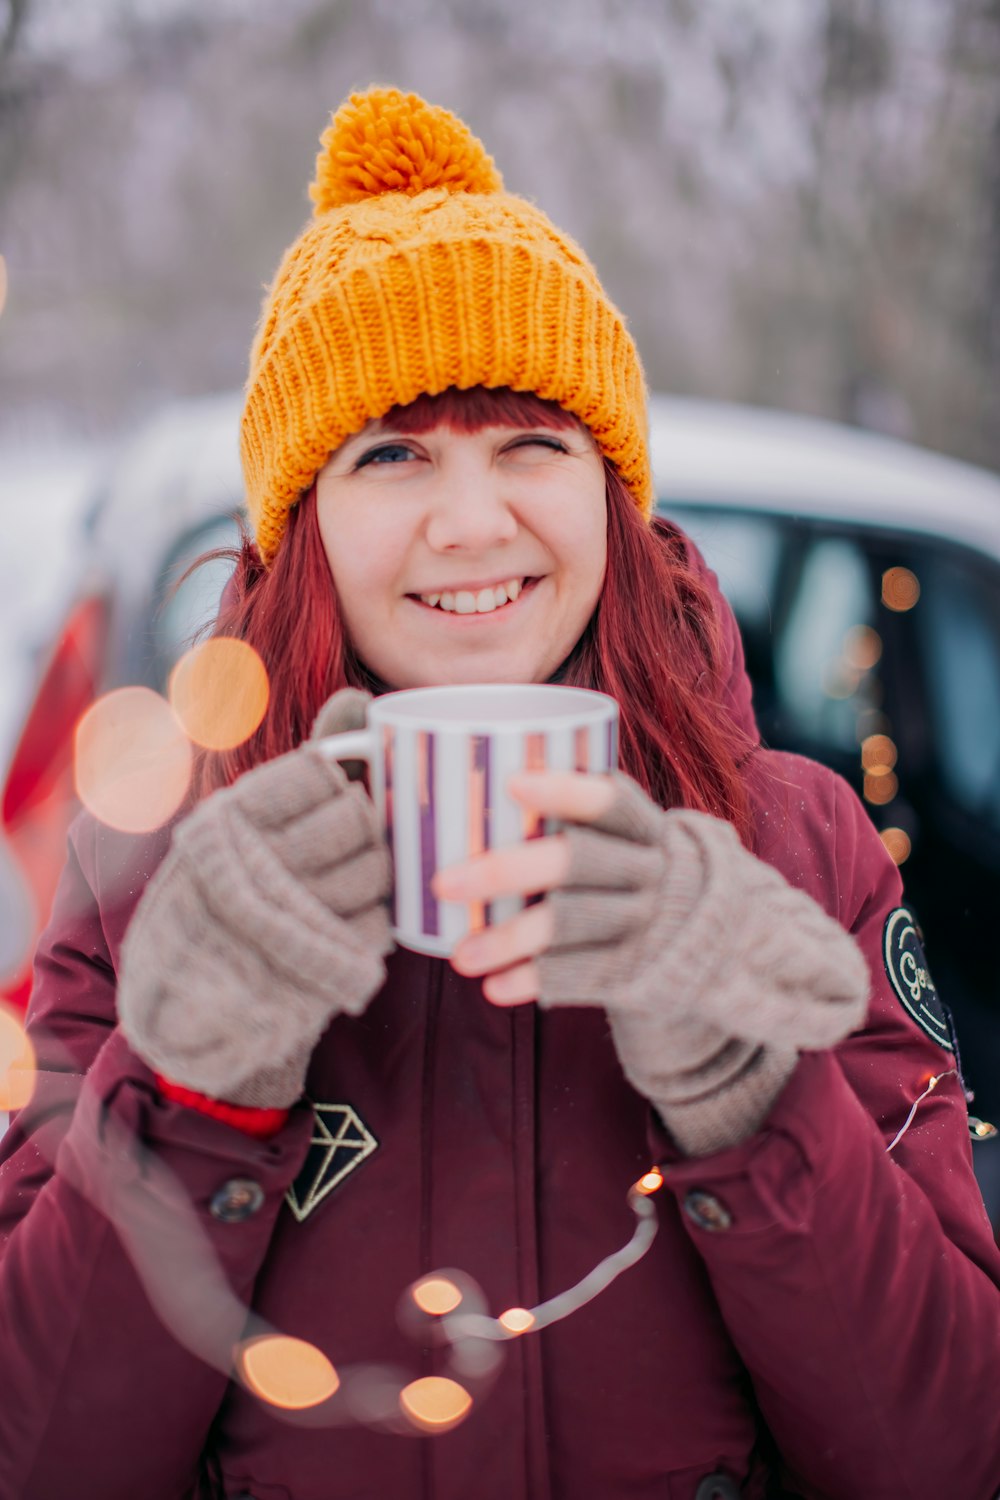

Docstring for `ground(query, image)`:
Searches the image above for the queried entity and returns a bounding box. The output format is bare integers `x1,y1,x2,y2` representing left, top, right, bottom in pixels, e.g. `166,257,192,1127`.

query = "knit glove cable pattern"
118,691,393,1109
537,777,870,1156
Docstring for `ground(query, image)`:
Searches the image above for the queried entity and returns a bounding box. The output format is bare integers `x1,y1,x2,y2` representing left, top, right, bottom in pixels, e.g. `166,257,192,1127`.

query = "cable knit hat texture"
241,86,652,563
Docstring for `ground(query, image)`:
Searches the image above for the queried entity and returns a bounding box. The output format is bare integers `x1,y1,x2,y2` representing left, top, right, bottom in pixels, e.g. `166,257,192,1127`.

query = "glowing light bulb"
399,1376,472,1432
238,1334,339,1410
411,1276,463,1316
498,1307,536,1335
169,638,270,751
634,1167,665,1196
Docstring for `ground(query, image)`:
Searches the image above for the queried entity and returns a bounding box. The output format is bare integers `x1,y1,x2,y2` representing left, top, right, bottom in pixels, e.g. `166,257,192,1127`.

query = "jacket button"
695,1475,740,1500
209,1178,265,1222
682,1189,733,1232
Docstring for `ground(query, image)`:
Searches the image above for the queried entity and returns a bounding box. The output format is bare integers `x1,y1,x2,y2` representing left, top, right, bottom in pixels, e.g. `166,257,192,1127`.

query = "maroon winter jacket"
1,577,999,1500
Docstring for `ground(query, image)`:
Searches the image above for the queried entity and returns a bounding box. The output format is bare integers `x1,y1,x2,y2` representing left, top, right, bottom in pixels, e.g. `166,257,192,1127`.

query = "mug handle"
314,729,377,766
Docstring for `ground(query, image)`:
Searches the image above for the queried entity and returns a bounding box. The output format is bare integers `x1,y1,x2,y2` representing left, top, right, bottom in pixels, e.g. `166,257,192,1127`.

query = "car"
2,391,998,1219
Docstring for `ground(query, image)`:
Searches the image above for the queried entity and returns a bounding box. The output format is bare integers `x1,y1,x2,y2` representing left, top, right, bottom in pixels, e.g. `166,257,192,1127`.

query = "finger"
560,824,663,892
238,745,348,828
506,770,617,823
547,885,654,948
481,960,539,1007
308,845,393,915
267,784,383,873
451,900,554,978
433,834,570,902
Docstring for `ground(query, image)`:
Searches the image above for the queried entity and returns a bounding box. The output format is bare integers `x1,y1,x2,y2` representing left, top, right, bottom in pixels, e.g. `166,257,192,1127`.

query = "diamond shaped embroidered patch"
285,1103,379,1223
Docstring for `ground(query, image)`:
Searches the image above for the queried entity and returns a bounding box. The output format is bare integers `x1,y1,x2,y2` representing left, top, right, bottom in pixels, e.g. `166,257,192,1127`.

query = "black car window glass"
773,538,874,753
660,510,780,628
916,553,1000,830
156,517,242,683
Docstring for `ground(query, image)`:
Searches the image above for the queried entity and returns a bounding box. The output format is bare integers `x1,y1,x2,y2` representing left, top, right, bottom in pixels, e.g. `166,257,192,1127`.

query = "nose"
423,464,519,553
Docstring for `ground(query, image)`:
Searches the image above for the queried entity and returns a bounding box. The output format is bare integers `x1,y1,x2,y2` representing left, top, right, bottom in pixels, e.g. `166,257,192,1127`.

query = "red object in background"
1,595,109,1011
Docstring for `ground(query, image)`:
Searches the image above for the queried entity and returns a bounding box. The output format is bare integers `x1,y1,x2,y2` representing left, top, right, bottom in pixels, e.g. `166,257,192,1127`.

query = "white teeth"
417,578,527,612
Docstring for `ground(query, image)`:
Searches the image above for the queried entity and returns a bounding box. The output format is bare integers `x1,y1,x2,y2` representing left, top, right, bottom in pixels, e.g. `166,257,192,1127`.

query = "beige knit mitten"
537,777,870,1155
118,690,393,1109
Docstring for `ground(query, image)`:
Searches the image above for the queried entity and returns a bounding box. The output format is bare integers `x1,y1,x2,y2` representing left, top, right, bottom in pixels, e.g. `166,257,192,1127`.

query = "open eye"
354,442,418,469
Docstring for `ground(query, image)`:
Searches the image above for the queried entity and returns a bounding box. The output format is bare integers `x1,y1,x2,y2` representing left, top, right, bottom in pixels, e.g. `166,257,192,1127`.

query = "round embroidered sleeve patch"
882,907,953,1051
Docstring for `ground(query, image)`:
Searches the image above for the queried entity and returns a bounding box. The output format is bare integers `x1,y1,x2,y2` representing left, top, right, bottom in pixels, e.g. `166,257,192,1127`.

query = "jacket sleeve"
0,819,313,1500
652,756,1000,1500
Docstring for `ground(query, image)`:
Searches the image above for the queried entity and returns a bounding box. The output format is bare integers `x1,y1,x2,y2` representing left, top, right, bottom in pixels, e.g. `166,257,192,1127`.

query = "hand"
435,771,869,1154
118,690,394,1110
434,770,614,1004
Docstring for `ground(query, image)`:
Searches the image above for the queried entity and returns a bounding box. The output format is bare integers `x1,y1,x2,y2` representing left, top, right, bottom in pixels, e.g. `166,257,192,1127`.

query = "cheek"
318,508,397,613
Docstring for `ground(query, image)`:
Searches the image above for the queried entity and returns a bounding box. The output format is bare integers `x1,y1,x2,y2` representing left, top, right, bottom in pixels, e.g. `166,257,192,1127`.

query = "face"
314,416,607,690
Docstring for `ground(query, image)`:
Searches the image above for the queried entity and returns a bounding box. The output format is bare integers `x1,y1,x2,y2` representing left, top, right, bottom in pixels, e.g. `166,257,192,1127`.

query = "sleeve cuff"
153,1074,291,1139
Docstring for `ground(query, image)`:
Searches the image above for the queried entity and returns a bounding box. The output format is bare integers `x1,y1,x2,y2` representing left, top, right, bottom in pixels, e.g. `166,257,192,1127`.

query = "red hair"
191,388,754,838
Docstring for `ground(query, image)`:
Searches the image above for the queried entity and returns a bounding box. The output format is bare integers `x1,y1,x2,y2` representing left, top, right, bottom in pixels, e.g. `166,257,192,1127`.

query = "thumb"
309,687,373,781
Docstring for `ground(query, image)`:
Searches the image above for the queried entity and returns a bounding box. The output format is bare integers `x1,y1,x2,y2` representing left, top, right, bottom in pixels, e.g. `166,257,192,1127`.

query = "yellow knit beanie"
241,86,652,564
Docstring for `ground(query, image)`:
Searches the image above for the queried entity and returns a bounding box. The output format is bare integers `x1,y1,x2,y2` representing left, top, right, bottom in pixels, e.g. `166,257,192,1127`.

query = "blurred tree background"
1,0,998,470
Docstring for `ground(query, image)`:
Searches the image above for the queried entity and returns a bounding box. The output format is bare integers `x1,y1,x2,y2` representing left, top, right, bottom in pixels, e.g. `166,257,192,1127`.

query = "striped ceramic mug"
316,683,619,956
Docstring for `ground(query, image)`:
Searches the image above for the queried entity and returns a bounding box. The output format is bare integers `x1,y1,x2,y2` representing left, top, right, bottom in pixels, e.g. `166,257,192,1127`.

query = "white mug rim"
366,682,617,733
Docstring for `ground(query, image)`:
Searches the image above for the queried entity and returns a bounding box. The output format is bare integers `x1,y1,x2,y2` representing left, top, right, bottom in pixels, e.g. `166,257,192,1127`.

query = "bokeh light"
169,638,269,751
75,687,192,833
882,567,920,612
880,827,912,865
399,1376,473,1432
861,734,898,771
864,769,899,805
411,1277,463,1316
0,1003,36,1110
822,662,861,700
634,1167,665,1195
498,1307,536,1335
843,625,882,671
239,1335,340,1410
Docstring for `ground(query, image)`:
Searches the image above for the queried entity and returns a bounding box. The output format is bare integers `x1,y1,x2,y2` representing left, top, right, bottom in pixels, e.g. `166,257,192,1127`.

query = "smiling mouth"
406,577,541,617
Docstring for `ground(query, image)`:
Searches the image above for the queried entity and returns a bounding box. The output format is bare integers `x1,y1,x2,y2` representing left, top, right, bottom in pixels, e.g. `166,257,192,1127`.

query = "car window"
662,511,780,629
773,537,876,754
916,552,1000,831
155,517,242,684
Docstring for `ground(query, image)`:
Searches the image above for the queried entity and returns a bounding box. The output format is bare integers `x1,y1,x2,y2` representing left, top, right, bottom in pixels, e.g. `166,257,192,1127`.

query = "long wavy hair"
190,387,755,840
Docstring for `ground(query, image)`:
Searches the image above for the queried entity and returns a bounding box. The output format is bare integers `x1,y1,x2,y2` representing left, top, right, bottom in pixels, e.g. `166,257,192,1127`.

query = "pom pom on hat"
310,86,504,213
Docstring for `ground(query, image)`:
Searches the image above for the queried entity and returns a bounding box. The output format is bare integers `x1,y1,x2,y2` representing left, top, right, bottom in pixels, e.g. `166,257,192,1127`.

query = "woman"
1,87,998,1500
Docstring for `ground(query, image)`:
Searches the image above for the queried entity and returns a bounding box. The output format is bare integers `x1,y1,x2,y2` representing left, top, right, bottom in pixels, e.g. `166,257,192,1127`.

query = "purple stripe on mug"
467,735,491,933
417,729,439,937
382,722,397,927
314,683,618,957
